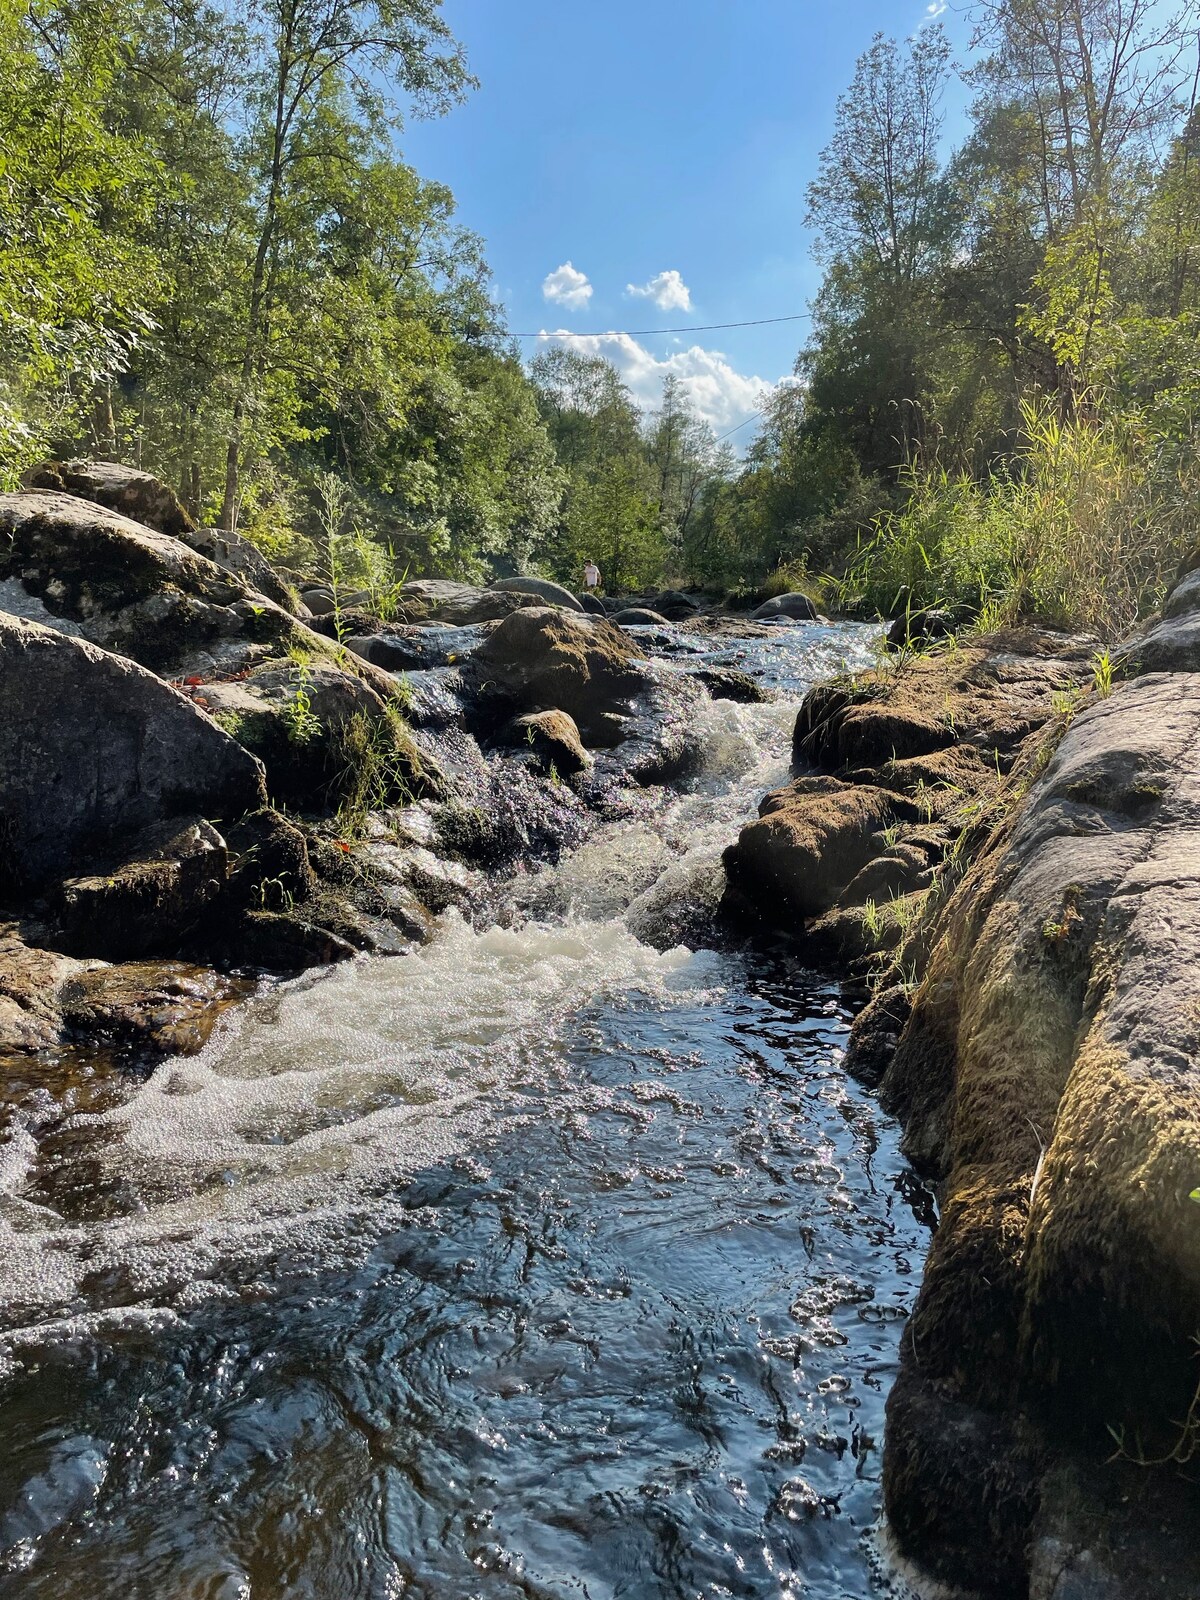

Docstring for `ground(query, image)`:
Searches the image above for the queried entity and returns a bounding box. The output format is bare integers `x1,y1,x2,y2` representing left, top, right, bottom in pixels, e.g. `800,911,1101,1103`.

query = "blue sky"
402,1,975,443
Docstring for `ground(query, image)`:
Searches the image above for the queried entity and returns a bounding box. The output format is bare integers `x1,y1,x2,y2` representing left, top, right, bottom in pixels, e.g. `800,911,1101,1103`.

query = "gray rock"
21,458,195,538
401,579,525,627
1163,566,1200,619
752,592,818,622
614,607,671,627
0,490,300,675
578,592,607,616
345,623,490,673
651,589,700,619
181,527,297,612
490,575,584,612
0,615,265,886
301,587,337,616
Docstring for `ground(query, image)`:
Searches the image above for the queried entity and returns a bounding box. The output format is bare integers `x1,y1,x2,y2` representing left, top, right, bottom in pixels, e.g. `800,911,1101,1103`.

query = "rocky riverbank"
724,592,1200,1596
0,460,789,1072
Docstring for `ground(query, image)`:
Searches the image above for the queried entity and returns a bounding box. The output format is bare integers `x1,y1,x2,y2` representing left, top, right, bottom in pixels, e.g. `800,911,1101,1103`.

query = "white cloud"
542,261,593,311
535,330,777,435
625,269,693,313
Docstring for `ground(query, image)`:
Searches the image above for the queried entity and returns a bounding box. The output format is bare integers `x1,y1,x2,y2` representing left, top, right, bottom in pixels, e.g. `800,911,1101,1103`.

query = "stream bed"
0,621,933,1599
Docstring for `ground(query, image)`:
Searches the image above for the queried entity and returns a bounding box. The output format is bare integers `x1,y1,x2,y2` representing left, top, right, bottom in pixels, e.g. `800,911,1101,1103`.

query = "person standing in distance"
583,559,601,593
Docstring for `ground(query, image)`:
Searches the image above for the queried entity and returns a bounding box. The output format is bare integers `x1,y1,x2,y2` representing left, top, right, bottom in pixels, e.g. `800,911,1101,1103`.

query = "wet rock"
0,928,94,1053
233,910,358,970
578,592,606,616
0,923,244,1058
613,607,671,627
344,622,490,673
489,576,584,612
500,709,590,775
470,606,649,737
694,666,773,704
751,592,817,621
21,458,195,538
0,615,265,888
56,818,229,960
58,961,245,1055
841,983,912,1086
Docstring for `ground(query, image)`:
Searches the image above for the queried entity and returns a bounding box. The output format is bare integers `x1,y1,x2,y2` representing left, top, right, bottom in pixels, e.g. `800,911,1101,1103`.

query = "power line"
512,312,813,339
713,410,764,443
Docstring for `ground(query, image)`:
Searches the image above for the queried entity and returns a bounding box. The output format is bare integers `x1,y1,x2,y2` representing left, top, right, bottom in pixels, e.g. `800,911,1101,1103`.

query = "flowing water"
0,621,934,1600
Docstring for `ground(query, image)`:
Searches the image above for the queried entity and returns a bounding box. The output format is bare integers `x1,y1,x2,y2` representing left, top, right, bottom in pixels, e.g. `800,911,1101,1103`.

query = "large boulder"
400,579,529,627
751,592,817,621
470,606,649,735
651,589,700,620
613,607,671,627
20,458,301,614
489,575,584,612
21,458,195,538
193,662,434,810
0,615,265,887
861,669,1200,1593
0,490,301,675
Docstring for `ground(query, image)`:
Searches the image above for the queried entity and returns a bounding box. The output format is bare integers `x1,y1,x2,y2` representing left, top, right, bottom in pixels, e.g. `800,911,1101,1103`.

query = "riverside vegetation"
9,0,1200,624
5,0,1200,1597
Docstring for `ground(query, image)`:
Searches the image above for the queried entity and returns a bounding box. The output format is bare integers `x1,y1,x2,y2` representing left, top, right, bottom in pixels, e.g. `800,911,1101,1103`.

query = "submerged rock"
694,666,773,704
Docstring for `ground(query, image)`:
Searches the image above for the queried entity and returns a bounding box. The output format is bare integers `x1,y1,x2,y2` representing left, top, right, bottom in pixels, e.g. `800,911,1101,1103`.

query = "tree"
806,27,954,288
0,0,162,479
216,0,473,526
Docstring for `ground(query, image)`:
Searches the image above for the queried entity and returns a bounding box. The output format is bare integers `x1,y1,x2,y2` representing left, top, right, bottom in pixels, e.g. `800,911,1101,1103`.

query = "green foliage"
281,681,323,746
840,399,1194,639
333,708,421,835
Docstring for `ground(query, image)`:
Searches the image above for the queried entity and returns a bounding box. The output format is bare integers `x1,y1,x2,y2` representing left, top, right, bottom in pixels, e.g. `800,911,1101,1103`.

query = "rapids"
0,620,934,1599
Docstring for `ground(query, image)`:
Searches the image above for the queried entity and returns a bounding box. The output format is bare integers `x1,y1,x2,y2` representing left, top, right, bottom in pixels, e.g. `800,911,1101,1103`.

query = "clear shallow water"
0,621,933,1599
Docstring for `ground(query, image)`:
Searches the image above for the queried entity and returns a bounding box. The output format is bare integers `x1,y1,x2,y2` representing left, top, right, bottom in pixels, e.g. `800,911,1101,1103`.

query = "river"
0,620,933,1599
